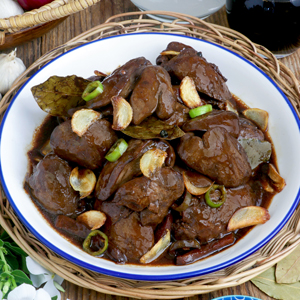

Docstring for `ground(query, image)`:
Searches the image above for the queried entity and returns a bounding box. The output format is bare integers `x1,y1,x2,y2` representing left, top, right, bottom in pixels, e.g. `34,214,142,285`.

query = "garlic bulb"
0,0,24,19
0,49,26,95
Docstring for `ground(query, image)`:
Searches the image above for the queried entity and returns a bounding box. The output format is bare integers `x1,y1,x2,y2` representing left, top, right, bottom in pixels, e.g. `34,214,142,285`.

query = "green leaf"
122,116,185,140
1,272,13,281
276,244,300,283
31,75,91,117
4,242,27,257
251,266,300,300
51,296,58,300
11,270,32,285
20,256,29,274
0,232,10,241
0,240,4,248
5,255,19,270
53,280,65,292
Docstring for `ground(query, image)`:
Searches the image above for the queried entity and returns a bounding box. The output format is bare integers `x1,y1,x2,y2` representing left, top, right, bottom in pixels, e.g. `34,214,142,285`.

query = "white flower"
26,257,64,300
5,283,51,300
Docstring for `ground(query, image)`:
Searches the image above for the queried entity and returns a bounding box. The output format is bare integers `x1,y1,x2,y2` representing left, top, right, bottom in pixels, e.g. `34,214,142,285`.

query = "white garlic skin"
0,0,24,18
0,49,26,95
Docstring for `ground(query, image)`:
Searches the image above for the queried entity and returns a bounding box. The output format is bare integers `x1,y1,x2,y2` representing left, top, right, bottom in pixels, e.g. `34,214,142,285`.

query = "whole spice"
0,0,24,19
0,49,26,95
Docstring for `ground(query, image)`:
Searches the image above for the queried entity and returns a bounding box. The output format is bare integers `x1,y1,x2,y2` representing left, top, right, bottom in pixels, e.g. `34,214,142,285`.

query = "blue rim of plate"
212,296,262,300
0,32,300,281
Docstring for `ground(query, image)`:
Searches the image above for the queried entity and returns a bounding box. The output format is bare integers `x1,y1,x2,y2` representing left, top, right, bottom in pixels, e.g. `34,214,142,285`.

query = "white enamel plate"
1,33,300,281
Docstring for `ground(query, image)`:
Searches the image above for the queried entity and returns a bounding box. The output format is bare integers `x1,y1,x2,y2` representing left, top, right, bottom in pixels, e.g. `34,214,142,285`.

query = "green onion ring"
83,230,108,256
189,104,212,118
105,139,128,162
205,184,226,208
82,81,103,101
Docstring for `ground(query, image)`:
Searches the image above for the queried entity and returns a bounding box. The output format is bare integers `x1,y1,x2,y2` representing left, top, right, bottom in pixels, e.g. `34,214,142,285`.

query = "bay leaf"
251,266,300,300
275,244,300,283
238,138,272,169
122,116,185,140
31,75,90,117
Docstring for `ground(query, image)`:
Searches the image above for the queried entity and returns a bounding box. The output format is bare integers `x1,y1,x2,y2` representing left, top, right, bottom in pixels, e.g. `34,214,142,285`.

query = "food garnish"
183,171,214,196
180,76,203,109
189,104,213,119
71,109,101,137
205,184,227,208
111,95,133,131
77,210,106,231
105,138,128,162
31,75,90,117
140,229,171,264
227,206,270,231
242,108,269,131
268,163,286,192
238,138,272,169
83,230,108,256
82,80,103,101
69,167,96,199
122,116,185,140
173,190,192,212
140,149,167,179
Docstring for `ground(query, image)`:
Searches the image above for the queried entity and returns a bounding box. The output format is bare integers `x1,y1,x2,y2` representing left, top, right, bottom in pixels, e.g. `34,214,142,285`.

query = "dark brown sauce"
24,94,278,266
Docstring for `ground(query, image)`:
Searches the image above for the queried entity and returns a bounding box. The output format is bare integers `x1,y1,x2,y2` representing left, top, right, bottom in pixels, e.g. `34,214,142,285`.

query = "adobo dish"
24,42,285,266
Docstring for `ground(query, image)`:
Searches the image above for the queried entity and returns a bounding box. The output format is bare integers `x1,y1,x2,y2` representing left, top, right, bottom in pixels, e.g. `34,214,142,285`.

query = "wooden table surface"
4,1,300,299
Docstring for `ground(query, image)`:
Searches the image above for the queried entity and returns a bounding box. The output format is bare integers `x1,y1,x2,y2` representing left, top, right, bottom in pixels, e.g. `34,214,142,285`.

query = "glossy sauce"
25,94,277,266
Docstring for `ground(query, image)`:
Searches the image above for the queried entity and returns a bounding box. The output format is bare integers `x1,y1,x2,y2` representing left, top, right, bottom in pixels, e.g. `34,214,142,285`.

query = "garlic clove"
0,49,26,95
0,0,24,19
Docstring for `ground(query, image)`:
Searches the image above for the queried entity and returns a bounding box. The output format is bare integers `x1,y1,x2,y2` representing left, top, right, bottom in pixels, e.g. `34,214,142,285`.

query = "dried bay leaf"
238,138,272,169
122,116,185,140
251,266,300,300
31,75,91,117
276,244,300,283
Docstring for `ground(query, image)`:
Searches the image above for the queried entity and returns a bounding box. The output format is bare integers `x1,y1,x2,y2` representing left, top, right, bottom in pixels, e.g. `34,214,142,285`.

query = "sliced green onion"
205,184,226,208
189,104,212,118
83,230,108,256
105,138,128,162
82,81,103,101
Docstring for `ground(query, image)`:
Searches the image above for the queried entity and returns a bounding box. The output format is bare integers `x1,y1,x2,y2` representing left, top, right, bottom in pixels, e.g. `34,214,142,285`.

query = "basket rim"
0,0,101,33
0,10,300,297
2,31,300,281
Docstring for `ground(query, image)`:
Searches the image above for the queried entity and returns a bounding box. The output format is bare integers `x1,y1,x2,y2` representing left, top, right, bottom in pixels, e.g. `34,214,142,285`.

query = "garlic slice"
227,206,270,232
160,50,180,56
180,76,203,109
70,167,96,199
40,140,52,156
242,108,269,132
111,95,133,131
140,148,167,179
77,210,106,230
268,163,286,192
182,171,213,196
140,229,171,264
226,101,238,115
71,109,101,137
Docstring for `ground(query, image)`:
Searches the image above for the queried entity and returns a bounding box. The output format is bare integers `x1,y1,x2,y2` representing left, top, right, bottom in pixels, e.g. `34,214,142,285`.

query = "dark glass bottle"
226,0,300,57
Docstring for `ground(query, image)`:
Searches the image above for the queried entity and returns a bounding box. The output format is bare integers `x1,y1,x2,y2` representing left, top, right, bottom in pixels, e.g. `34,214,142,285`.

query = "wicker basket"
0,0,101,46
1,11,300,299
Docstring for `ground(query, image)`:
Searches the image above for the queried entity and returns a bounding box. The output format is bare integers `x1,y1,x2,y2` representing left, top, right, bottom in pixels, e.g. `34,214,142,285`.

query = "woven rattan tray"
1,11,300,299
0,0,101,47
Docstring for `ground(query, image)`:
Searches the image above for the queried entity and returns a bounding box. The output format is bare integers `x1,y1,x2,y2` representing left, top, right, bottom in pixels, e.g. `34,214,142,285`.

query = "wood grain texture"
7,2,300,300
